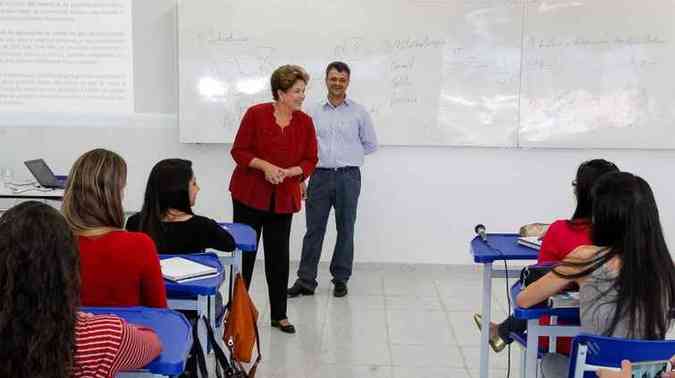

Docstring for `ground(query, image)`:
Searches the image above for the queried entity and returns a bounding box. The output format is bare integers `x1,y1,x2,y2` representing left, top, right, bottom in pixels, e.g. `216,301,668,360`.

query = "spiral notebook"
160,257,219,282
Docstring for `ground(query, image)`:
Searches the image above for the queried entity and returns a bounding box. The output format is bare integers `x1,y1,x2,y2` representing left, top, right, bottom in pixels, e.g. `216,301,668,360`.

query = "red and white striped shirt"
72,312,161,378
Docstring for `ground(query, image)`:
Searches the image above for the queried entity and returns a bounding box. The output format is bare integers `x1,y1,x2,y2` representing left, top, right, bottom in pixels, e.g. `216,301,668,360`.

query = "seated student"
0,201,162,378
125,158,235,254
516,172,675,378
62,148,167,308
474,158,619,353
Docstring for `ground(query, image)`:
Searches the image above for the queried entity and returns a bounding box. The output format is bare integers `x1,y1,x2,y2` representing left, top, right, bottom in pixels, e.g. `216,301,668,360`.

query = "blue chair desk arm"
569,334,675,378
510,281,580,320
218,222,257,251
161,253,225,296
81,306,192,376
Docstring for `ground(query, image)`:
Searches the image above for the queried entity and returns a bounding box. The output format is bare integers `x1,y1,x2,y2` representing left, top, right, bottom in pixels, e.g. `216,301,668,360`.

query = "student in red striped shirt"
0,201,161,378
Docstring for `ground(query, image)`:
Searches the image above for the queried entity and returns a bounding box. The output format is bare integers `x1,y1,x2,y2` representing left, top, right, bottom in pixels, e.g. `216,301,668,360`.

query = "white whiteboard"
178,0,675,148
519,0,675,149
178,0,523,146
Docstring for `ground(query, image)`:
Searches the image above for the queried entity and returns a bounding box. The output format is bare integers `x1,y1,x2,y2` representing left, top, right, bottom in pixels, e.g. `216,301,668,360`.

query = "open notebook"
517,236,543,250
160,257,219,282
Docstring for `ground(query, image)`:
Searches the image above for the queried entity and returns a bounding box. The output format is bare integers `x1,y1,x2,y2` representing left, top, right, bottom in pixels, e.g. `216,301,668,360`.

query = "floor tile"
387,310,455,345
390,344,465,368
392,366,471,378
310,364,392,378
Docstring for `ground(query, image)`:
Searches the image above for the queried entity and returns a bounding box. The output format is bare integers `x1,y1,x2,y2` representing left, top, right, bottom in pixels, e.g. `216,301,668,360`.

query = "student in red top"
229,64,318,334
0,201,161,378
473,159,619,353
62,148,167,308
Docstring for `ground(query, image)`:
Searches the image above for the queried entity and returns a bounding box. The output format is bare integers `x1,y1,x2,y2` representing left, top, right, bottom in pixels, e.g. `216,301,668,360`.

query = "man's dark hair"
325,61,350,77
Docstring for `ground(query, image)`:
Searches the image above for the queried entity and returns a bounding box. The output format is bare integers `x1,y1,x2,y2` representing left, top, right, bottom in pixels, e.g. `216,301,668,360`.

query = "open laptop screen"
24,159,60,188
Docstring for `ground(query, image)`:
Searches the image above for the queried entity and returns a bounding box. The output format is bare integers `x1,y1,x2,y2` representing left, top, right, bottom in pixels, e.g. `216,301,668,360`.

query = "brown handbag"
223,273,261,374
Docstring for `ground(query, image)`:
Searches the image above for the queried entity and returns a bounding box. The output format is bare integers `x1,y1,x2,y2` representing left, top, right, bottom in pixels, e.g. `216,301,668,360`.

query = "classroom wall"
2,0,675,265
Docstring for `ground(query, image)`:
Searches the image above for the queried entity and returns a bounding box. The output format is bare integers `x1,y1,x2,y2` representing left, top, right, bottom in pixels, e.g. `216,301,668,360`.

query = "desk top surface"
470,234,539,263
219,222,256,251
162,253,225,296
81,306,191,376
0,186,64,199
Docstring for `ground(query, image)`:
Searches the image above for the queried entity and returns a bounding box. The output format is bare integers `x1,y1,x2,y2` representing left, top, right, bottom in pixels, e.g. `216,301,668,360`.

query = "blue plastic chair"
82,306,192,377
568,333,675,378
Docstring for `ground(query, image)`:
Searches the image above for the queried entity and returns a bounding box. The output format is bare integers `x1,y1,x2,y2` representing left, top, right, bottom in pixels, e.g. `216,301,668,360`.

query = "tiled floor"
233,262,525,378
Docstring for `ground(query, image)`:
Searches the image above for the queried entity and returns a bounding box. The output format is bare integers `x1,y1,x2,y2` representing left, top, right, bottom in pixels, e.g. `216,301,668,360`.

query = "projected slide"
0,0,133,116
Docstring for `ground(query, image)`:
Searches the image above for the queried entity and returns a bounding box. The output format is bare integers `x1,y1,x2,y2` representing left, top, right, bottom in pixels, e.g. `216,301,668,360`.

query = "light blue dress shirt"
306,98,378,168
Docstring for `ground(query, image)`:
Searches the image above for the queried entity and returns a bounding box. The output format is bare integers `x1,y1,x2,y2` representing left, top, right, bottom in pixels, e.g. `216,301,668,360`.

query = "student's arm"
139,235,168,308
515,269,573,308
205,218,236,252
516,245,597,308
597,360,631,378
109,322,162,376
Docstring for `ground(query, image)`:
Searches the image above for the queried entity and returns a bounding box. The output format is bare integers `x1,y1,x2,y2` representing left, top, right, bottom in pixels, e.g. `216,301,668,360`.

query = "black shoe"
288,282,314,297
333,282,348,297
271,319,296,334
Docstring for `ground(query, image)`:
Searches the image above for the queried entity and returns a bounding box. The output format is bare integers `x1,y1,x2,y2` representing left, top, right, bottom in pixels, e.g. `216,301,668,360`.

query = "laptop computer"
24,159,67,189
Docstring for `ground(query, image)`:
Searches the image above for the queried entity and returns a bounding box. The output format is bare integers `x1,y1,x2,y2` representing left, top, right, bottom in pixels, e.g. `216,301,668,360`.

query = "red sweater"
73,312,161,378
79,231,167,308
538,219,592,264
536,218,591,354
230,103,318,214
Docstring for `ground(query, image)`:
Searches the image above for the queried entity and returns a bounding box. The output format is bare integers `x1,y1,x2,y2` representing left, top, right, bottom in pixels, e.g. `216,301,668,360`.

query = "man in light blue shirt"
288,61,378,298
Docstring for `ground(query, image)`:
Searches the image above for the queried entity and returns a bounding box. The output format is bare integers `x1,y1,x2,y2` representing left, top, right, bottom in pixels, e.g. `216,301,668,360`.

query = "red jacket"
229,103,318,213
538,219,592,264
79,231,167,308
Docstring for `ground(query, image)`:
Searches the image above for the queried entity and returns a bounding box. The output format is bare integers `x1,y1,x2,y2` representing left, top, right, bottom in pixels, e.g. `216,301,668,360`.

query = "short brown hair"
62,148,127,233
326,61,350,77
270,65,309,100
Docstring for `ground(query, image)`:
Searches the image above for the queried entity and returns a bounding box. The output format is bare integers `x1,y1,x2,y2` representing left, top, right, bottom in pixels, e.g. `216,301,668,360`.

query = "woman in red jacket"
474,158,619,353
62,148,167,308
229,65,318,334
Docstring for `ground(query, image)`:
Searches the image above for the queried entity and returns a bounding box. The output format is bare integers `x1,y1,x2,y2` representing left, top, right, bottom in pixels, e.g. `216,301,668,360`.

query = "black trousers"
498,315,527,343
233,199,292,321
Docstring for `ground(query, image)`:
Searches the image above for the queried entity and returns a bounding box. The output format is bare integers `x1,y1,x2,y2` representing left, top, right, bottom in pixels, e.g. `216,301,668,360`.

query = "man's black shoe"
333,282,348,297
288,282,314,297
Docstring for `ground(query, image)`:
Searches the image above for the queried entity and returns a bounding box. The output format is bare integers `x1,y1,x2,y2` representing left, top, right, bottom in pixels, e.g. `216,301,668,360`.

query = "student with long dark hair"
126,158,235,254
62,148,167,308
474,159,619,353
0,201,161,378
516,172,675,378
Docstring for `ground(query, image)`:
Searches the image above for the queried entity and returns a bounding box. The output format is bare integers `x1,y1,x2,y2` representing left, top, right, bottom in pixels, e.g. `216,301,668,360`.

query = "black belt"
316,166,358,172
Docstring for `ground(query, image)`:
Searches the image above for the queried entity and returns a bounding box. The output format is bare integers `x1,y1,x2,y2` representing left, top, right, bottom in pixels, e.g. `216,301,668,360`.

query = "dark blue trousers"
296,167,361,289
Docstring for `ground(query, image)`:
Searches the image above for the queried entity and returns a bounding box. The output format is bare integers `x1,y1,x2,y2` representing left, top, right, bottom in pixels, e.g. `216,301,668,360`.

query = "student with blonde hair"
62,148,167,308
